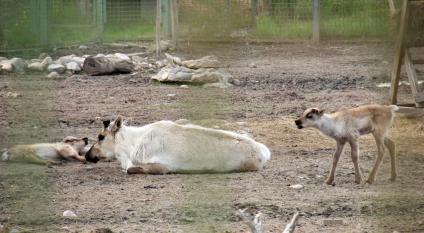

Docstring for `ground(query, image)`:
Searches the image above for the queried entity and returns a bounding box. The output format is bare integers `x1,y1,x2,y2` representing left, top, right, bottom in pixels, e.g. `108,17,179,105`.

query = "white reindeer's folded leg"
127,163,170,175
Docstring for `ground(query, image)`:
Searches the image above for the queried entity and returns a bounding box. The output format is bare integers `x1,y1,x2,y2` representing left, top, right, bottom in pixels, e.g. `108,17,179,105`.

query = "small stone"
248,62,257,68
47,71,60,78
232,79,241,86
179,85,189,89
78,45,89,50
290,184,304,189
63,210,77,218
48,64,66,74
66,61,81,72
167,93,176,97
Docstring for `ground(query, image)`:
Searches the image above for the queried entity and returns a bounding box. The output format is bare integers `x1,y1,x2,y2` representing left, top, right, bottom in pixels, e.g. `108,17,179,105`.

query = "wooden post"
39,0,48,47
404,49,424,107
312,0,320,43
170,0,179,47
156,0,162,57
95,0,105,39
251,0,258,25
390,0,409,104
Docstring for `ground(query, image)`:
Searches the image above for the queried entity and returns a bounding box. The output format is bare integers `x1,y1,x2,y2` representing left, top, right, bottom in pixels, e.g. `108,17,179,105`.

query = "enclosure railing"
0,0,397,52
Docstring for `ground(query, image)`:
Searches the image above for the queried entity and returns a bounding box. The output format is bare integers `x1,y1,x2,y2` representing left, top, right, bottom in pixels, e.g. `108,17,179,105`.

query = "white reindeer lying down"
85,116,271,174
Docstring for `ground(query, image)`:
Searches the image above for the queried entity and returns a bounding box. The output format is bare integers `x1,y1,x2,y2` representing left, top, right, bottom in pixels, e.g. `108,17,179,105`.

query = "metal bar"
312,0,320,43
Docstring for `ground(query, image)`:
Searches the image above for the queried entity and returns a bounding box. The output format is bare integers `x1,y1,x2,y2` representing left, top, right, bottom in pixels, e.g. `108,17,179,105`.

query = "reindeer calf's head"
85,116,123,163
295,108,325,129
63,136,88,155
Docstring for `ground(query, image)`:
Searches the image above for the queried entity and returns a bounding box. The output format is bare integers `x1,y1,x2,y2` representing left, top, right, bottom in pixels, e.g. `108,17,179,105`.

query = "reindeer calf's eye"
307,115,312,118
98,135,105,141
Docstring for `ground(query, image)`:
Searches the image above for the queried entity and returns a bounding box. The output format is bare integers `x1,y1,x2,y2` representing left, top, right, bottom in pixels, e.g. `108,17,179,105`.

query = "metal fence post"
170,0,179,47
96,0,105,40
39,0,48,47
251,0,258,25
162,0,170,39
312,0,320,43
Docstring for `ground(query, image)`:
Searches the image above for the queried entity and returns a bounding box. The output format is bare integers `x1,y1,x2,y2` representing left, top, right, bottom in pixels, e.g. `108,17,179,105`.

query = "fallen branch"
238,209,264,233
282,212,300,233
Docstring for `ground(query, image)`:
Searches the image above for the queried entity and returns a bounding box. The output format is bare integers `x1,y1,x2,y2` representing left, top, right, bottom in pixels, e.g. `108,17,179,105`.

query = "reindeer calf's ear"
103,120,111,128
111,116,123,133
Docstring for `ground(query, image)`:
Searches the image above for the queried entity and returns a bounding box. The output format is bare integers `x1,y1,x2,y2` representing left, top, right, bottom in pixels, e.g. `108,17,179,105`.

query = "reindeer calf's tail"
1,149,10,161
390,105,400,113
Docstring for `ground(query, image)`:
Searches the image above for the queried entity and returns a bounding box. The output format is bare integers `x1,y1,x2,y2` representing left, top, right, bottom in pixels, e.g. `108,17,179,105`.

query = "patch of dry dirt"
1,42,424,233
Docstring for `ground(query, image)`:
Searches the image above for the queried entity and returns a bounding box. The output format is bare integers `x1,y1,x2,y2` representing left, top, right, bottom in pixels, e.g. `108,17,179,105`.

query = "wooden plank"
404,49,423,106
156,0,162,57
397,106,424,117
388,0,399,18
389,0,409,105
312,0,320,43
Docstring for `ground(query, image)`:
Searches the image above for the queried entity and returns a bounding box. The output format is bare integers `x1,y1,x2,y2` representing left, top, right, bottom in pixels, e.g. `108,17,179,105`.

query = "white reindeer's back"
132,121,271,172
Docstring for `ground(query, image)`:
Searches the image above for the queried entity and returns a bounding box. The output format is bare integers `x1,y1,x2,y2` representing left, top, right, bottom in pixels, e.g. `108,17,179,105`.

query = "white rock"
27,62,45,72
47,71,60,78
179,85,189,89
191,71,221,83
41,56,53,67
114,53,130,61
10,58,27,73
48,64,66,74
78,45,89,50
167,93,176,97
95,54,105,58
0,57,8,62
248,62,257,68
290,184,304,189
182,55,220,69
66,61,81,72
38,52,49,60
0,61,13,72
63,210,77,218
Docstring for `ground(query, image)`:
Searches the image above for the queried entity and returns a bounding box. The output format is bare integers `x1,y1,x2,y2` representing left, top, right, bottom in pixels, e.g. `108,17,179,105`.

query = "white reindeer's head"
85,116,123,163
294,108,325,129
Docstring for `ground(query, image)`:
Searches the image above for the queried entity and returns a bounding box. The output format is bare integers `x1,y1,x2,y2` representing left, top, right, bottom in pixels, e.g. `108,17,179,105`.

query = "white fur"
111,121,271,172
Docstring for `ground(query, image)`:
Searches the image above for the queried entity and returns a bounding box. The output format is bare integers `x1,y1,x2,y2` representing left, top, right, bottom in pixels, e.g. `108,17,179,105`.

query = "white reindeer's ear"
111,116,123,133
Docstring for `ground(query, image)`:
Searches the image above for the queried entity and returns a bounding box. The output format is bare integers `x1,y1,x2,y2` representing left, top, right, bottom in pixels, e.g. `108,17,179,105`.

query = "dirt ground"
1,42,424,233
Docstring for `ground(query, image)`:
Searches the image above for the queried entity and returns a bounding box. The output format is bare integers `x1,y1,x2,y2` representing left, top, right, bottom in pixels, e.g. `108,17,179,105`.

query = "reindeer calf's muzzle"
295,119,303,129
85,148,99,163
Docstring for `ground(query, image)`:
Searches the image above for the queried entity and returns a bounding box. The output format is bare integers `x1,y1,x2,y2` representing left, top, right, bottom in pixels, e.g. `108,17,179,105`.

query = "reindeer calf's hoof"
325,179,335,186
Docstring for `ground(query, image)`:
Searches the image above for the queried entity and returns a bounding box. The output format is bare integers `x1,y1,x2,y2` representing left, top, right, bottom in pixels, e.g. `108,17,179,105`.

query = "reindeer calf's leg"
384,138,397,181
127,163,170,175
367,135,386,184
326,141,345,185
349,141,362,184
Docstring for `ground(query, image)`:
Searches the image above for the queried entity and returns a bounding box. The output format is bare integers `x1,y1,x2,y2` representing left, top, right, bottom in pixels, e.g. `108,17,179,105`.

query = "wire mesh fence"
0,0,401,52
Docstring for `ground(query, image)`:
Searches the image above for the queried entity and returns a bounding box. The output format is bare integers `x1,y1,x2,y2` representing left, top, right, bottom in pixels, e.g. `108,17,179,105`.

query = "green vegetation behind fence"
0,0,397,52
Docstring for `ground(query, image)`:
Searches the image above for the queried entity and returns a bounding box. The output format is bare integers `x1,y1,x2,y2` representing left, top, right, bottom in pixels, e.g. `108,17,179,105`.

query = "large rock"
191,71,221,83
56,55,85,66
152,66,194,82
41,56,53,67
47,71,60,78
114,53,130,61
0,60,13,73
48,64,66,74
182,55,220,69
27,62,45,72
66,61,81,73
10,58,27,73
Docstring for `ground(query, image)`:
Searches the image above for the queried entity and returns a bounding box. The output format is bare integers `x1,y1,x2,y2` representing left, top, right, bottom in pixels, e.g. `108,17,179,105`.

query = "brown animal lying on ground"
1,136,88,165
295,104,399,185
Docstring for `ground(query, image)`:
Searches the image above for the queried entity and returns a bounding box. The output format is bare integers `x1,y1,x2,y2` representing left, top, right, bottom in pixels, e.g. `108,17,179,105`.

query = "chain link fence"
0,0,399,52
